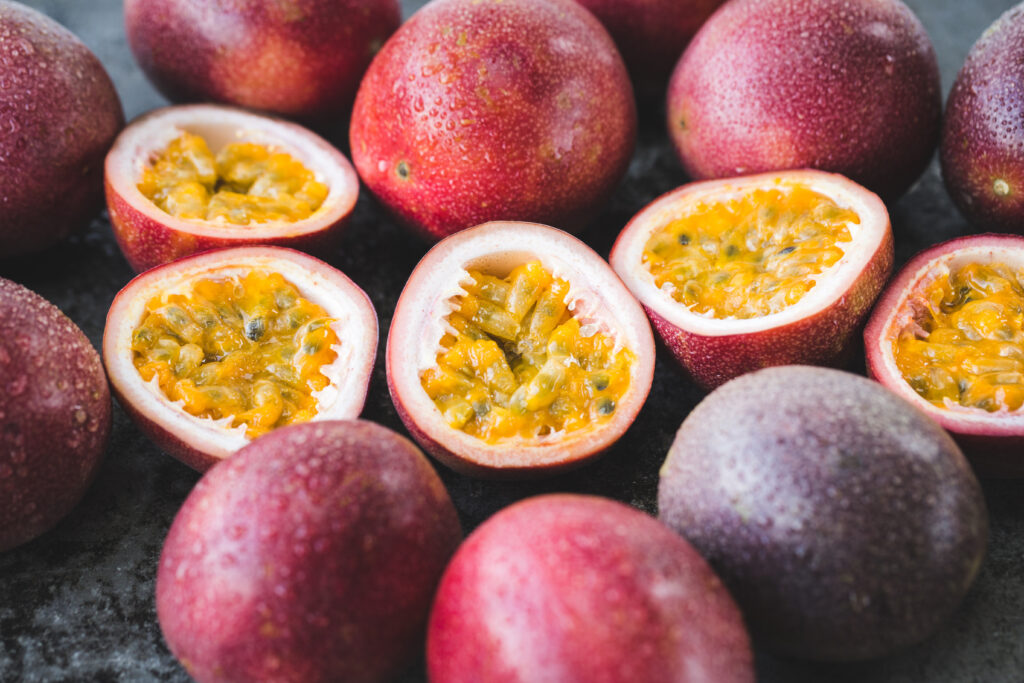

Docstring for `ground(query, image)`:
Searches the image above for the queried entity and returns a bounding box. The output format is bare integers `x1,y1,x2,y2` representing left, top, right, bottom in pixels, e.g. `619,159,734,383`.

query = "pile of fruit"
1,0,1022,679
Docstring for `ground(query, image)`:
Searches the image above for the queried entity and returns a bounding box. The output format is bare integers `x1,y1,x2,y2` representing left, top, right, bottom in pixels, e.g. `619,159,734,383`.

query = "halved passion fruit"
865,234,1024,476
103,246,377,471
105,104,359,272
387,222,656,478
610,170,893,389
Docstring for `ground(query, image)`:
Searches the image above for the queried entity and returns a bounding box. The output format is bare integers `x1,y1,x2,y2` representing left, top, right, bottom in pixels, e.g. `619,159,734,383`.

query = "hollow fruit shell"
102,246,377,472
610,170,893,389
387,221,656,478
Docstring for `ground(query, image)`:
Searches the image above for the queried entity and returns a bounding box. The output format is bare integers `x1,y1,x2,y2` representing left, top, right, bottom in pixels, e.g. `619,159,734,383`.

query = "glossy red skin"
157,420,463,683
428,494,754,683
0,278,111,552
941,4,1024,233
0,1,123,258
865,234,1024,476
350,0,636,240
667,0,940,200
124,0,400,124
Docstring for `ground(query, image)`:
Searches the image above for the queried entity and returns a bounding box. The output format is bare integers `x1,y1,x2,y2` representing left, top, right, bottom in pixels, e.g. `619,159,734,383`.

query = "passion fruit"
428,494,754,683
865,234,1024,476
124,0,401,124
350,0,636,241
387,221,655,478
103,246,377,472
157,419,462,683
658,366,988,661
610,170,893,389
667,0,941,200
104,104,359,273
0,277,111,552
0,0,123,258
941,4,1024,233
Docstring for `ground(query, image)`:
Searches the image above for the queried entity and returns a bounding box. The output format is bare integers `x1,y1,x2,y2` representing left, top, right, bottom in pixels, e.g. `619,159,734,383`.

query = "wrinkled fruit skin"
428,494,754,683
941,3,1024,233
124,0,401,124
0,1,123,258
667,0,940,200
659,366,988,661
350,0,636,240
0,278,111,552
156,420,462,683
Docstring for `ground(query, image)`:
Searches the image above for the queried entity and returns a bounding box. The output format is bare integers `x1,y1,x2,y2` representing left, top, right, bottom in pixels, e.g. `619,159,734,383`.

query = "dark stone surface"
0,0,1022,680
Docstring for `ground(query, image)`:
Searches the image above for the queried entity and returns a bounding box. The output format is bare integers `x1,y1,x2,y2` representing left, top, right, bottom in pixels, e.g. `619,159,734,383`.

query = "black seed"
591,374,609,391
779,246,796,255
725,244,739,257
245,317,265,341
678,233,691,245
597,398,615,415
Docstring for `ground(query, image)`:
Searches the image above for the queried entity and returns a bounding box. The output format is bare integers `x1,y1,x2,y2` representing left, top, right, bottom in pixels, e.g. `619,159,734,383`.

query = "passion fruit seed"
138,132,328,224
132,270,339,438
420,261,634,442
894,261,1024,412
643,185,858,319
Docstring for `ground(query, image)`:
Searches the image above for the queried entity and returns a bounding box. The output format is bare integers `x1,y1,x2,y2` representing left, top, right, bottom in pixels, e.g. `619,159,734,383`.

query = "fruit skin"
428,494,754,683
865,233,1024,476
157,420,462,683
0,1,123,258
941,4,1024,233
124,0,400,124
350,0,636,241
658,366,988,661
0,278,111,552
667,0,940,201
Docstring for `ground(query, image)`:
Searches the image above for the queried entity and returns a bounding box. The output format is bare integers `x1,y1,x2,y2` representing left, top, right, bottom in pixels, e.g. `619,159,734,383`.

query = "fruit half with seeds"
103,246,377,471
387,222,656,478
865,234,1024,476
610,170,893,389
105,104,359,272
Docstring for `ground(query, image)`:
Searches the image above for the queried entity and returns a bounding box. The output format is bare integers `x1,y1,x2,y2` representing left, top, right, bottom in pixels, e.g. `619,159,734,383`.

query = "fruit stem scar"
396,161,410,180
993,178,1011,197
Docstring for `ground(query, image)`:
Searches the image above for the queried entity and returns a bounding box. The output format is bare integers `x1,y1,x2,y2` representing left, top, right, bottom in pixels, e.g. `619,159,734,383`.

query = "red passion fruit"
610,170,893,389
0,0,123,258
350,0,637,241
124,0,401,124
105,104,359,273
387,222,656,478
103,246,377,472
0,278,111,552
865,234,1024,476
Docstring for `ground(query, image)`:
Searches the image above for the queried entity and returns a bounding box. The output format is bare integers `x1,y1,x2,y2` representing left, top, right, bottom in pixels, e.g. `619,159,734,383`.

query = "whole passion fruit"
0,0,123,258
428,494,754,683
124,0,401,124
667,0,941,200
865,234,1024,476
350,0,636,241
105,104,360,273
387,221,655,478
103,246,377,472
157,420,462,683
0,278,111,552
610,170,893,389
941,4,1024,233
659,366,988,661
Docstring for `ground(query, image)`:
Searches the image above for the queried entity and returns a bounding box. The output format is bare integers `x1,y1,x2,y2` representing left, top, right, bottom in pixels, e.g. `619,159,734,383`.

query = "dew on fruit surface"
72,406,87,425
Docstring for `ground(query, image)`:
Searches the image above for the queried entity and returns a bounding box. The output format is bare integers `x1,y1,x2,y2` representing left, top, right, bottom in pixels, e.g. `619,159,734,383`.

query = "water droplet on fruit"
994,178,1011,196
73,407,87,425
413,96,425,112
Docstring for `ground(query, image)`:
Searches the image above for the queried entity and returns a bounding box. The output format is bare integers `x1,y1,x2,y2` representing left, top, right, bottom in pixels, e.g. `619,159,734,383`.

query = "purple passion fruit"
0,278,111,552
610,170,893,389
350,0,636,240
157,420,462,683
103,246,377,472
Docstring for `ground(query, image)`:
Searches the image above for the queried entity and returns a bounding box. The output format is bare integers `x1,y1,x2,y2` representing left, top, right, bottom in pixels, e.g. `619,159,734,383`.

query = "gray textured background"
1,0,1023,681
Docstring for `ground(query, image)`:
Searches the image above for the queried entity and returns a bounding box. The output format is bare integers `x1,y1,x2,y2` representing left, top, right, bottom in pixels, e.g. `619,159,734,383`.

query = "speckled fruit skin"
0,1,123,258
941,4,1024,233
350,0,636,241
0,278,111,552
156,420,462,683
658,366,988,661
124,0,400,124
428,494,754,683
667,0,940,200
